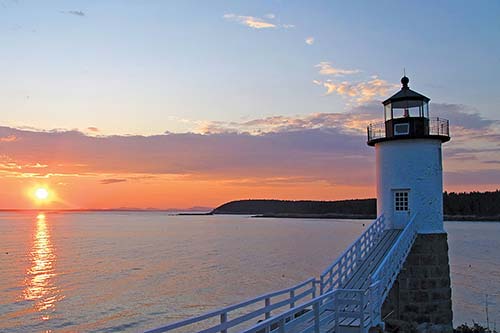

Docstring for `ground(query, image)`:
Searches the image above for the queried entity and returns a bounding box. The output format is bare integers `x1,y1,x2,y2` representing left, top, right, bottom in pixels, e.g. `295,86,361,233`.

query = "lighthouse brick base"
381,233,453,333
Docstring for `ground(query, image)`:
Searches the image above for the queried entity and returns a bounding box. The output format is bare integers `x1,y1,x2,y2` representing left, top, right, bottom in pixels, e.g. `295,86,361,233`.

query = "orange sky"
1,101,498,210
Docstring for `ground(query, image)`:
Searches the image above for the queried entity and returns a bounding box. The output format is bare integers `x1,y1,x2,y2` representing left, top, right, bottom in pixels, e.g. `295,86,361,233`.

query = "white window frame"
394,190,409,212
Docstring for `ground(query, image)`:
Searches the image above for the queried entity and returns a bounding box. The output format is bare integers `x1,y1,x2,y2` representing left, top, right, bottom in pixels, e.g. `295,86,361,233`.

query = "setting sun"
35,188,49,201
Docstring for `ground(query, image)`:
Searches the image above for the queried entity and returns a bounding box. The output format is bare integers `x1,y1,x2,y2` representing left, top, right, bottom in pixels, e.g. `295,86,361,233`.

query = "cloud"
0,125,371,187
445,169,500,185
0,101,497,192
0,135,18,142
87,127,99,132
100,178,127,185
223,13,293,30
223,14,276,29
25,163,48,168
429,103,498,130
305,37,315,45
315,62,361,76
317,78,398,103
61,10,85,17
198,108,380,135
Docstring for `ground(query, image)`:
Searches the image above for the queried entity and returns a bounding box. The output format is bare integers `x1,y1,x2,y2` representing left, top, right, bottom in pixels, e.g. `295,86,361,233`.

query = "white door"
393,190,410,229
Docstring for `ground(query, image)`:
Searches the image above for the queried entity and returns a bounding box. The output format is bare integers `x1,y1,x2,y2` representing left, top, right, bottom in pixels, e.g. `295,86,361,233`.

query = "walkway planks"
286,230,402,333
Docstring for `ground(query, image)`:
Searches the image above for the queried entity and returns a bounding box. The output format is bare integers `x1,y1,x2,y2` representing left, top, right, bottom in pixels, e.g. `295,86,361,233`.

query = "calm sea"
0,212,498,332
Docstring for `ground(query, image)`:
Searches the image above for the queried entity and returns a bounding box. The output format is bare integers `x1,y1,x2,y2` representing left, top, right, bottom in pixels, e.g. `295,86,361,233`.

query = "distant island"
211,190,500,221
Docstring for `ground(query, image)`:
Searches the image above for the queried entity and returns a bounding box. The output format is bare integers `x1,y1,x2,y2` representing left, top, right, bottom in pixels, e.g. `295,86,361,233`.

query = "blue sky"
1,0,499,134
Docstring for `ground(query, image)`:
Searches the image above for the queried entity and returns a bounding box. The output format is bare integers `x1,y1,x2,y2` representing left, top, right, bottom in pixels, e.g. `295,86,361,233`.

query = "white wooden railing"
368,213,418,328
144,278,317,333
240,288,368,333
319,214,386,294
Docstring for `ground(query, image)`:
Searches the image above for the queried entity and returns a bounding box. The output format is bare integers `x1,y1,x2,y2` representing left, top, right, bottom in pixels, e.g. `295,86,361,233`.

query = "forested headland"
211,190,500,221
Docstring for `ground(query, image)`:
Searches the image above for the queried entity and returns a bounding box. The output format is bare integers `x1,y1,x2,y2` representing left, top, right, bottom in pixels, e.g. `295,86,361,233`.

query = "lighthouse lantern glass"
384,104,392,121
385,100,429,120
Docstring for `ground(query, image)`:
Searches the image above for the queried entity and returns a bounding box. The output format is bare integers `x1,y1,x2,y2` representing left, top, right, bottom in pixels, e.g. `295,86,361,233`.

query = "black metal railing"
367,117,449,142
429,117,450,136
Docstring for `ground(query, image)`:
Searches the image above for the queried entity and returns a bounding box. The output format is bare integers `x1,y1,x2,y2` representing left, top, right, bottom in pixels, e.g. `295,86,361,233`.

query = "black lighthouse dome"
401,75,409,87
367,76,450,146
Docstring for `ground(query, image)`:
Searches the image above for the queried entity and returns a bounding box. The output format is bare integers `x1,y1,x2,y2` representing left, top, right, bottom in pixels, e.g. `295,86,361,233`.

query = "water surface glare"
0,212,498,332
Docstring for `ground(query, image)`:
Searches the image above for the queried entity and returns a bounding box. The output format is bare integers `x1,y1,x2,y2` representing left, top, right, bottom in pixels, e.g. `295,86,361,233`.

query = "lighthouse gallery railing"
145,215,386,333
367,117,449,141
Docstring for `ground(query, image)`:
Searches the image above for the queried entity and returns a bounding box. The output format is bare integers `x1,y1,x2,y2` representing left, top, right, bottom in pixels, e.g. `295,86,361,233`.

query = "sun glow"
32,187,50,202
35,188,49,200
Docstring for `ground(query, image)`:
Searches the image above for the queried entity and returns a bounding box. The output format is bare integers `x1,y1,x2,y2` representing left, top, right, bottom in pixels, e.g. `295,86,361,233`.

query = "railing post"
356,240,362,265
312,279,317,298
265,297,271,319
220,312,227,333
290,290,295,308
359,291,365,330
313,302,320,333
334,292,340,333
278,317,286,333
369,279,382,328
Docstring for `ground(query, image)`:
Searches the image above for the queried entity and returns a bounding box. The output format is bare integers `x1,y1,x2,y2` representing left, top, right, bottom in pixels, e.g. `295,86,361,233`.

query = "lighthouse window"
394,191,409,211
394,123,409,135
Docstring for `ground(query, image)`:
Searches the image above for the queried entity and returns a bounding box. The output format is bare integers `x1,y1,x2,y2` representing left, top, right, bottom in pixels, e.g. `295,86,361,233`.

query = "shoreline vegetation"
209,190,500,222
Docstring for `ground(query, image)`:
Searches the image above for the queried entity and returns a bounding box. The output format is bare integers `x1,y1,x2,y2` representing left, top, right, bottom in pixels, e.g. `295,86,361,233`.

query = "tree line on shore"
212,190,500,220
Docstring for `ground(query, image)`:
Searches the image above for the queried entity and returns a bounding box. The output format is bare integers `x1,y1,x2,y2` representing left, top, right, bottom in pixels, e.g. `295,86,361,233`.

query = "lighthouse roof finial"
401,74,409,89
382,74,430,106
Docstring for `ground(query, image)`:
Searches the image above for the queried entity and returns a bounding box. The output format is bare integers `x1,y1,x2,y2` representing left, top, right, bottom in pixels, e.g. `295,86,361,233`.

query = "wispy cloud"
223,13,293,30
223,14,276,29
60,10,85,17
0,135,18,142
198,110,378,135
305,37,315,45
316,62,361,76
316,78,398,103
100,178,127,185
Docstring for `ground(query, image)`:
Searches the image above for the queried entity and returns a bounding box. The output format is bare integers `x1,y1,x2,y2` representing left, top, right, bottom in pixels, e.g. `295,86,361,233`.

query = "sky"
0,0,499,209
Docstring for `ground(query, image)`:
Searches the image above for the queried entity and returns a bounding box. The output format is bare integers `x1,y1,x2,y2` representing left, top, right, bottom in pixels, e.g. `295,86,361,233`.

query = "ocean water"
0,212,498,332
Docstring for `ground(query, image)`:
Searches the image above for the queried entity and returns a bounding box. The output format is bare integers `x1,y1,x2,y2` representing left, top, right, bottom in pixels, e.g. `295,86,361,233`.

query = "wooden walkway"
287,229,402,333
339,229,401,331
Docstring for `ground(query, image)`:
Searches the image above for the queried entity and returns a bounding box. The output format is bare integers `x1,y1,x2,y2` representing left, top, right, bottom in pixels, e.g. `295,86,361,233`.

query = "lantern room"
367,76,450,146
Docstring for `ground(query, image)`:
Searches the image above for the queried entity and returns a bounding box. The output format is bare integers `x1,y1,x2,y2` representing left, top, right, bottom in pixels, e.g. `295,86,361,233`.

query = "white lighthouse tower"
368,76,450,233
368,76,453,330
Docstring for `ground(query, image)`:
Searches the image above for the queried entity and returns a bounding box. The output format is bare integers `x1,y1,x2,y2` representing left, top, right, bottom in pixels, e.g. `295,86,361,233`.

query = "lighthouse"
368,77,453,331
368,76,450,233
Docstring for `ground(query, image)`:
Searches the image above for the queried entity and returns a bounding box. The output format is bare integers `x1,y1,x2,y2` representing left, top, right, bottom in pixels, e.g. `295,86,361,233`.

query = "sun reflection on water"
23,213,63,320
